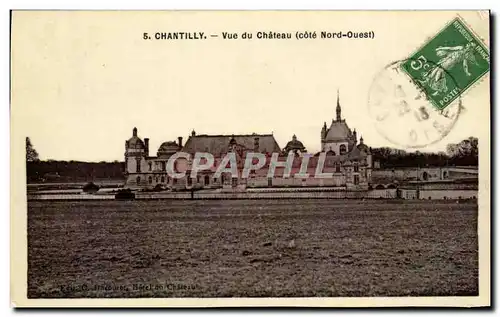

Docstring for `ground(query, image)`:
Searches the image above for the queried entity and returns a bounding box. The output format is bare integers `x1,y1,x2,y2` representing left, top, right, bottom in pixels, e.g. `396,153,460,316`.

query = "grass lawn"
27,199,478,297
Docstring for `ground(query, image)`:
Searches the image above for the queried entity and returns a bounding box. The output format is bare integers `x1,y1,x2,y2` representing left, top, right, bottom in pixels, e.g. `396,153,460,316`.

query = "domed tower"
157,140,181,158
356,135,369,153
124,127,147,179
284,134,307,154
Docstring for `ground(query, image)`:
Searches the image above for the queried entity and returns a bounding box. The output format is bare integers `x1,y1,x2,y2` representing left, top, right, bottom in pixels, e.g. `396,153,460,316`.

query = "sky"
11,11,490,162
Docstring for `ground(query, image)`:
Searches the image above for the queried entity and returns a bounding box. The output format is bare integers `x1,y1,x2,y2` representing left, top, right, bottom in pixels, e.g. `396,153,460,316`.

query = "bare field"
27,199,478,298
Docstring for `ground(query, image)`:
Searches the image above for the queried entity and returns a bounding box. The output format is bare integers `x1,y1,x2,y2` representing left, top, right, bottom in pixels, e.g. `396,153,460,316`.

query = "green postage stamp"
401,17,490,110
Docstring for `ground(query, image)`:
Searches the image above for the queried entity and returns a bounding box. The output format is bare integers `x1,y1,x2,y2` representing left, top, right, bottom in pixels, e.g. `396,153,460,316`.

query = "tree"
446,143,458,157
26,137,39,162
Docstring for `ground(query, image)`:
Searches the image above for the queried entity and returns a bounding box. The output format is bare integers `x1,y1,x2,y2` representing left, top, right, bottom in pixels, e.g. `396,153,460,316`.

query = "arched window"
161,176,165,183
148,176,153,184
339,144,347,155
335,163,341,173
136,176,141,184
422,171,429,181
354,164,359,172
136,159,141,172
148,162,152,171
204,175,210,186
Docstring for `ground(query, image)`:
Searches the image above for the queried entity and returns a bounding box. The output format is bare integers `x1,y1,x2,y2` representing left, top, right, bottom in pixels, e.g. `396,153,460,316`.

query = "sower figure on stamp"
420,43,478,96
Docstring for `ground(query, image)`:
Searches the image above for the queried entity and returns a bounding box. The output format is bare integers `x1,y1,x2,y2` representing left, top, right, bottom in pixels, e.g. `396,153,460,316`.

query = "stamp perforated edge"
400,14,490,110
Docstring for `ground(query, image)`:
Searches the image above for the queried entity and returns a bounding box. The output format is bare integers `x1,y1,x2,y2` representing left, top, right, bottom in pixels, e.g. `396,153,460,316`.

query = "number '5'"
410,56,430,71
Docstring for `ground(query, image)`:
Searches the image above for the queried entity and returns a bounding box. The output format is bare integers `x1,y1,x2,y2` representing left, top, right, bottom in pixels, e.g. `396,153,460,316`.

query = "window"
148,162,152,171
136,159,141,172
213,177,218,184
354,175,360,185
339,144,347,155
187,177,192,186
172,178,177,185
204,175,210,186
197,175,201,184
232,177,238,187
136,176,141,184
335,164,341,173
354,164,359,172
161,161,166,171
268,178,272,187
155,176,159,183
422,171,429,181
148,176,153,184
161,176,165,183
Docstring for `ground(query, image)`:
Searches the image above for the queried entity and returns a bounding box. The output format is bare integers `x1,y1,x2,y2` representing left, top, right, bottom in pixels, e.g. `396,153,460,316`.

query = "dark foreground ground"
27,199,478,298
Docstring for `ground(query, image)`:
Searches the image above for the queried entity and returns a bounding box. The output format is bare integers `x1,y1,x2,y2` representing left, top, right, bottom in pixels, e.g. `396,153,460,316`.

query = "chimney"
254,137,260,152
144,138,149,156
178,136,183,148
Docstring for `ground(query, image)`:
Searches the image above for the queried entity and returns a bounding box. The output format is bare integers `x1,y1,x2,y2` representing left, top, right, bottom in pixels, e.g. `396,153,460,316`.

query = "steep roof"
182,134,281,155
325,120,352,142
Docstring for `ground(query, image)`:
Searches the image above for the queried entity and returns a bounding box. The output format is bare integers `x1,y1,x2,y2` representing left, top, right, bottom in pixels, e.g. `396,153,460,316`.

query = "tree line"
370,137,479,168
26,137,124,183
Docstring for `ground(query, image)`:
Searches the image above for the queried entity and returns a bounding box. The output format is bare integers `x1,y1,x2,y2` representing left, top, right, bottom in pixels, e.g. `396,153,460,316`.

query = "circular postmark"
368,59,462,149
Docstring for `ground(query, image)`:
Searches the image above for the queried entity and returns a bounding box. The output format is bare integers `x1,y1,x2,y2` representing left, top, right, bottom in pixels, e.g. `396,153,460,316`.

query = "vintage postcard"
10,10,490,307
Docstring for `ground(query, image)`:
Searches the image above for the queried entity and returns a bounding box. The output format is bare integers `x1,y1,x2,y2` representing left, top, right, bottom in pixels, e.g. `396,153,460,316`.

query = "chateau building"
124,92,372,190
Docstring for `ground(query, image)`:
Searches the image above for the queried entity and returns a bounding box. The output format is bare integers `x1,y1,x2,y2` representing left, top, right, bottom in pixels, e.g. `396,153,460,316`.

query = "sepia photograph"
10,10,490,307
